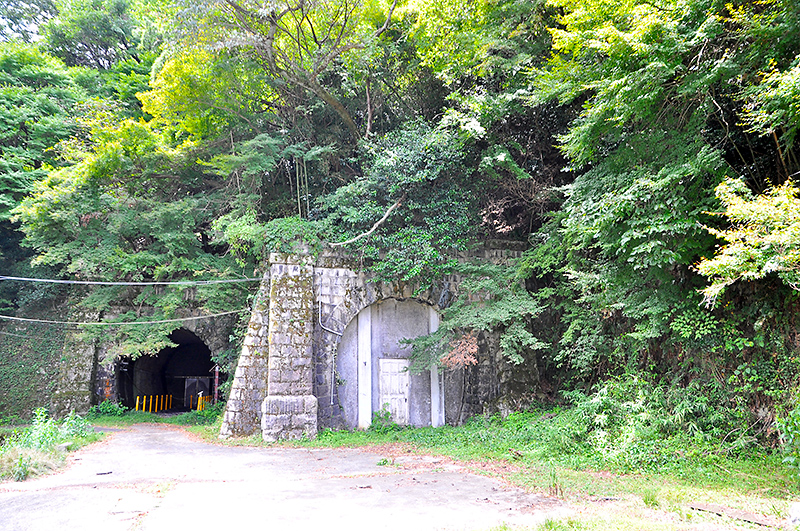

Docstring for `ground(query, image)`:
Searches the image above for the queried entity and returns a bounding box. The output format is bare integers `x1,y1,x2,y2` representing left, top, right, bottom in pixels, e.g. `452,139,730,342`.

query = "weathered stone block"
261,395,318,442
268,382,290,395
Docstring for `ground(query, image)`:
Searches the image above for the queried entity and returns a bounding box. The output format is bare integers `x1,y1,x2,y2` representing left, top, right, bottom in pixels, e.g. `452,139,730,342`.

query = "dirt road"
0,424,569,530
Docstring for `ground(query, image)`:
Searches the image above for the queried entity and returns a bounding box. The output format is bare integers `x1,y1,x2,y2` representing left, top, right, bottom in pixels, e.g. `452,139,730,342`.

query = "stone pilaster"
219,271,271,437
261,251,318,441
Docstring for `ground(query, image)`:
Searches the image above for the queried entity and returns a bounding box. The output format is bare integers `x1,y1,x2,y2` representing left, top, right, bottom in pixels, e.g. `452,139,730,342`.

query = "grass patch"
0,408,101,481
89,401,226,428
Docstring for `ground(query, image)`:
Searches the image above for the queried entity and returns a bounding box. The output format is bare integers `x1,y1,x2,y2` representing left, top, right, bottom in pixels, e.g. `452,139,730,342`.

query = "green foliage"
12,407,92,450
410,260,546,369
0,42,82,220
319,121,478,288
140,48,271,138
263,216,324,255
776,404,800,478
42,0,143,70
518,0,800,400
698,178,800,301
12,454,32,481
369,405,402,434
0,0,57,43
406,0,551,86
88,400,128,418
0,408,97,481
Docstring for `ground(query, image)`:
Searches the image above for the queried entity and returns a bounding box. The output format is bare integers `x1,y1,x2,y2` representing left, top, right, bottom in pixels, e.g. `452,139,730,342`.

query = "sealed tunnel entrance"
117,328,215,410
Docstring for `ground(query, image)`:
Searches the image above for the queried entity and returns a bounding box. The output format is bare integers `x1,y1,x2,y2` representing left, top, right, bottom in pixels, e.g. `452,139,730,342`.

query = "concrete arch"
334,298,442,430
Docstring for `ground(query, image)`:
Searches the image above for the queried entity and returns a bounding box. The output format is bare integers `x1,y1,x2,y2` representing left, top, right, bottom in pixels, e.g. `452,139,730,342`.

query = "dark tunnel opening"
117,329,219,410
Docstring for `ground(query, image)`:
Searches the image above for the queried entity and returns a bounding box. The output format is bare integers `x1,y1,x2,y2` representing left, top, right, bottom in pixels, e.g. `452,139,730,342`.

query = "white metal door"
379,358,410,425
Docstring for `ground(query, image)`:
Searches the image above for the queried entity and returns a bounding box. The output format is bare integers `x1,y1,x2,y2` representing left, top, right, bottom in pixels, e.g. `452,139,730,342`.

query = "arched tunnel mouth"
117,329,224,411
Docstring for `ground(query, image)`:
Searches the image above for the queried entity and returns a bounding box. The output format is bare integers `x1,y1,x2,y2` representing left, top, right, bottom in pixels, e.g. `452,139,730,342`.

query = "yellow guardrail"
135,393,211,411
197,395,212,411
134,394,172,412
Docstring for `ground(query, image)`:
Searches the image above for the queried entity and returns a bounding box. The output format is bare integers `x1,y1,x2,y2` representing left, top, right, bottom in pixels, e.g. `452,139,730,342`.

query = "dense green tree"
12,118,252,354
0,0,57,42
42,0,142,69
319,121,479,286
523,0,800,396
175,0,399,142
0,43,82,220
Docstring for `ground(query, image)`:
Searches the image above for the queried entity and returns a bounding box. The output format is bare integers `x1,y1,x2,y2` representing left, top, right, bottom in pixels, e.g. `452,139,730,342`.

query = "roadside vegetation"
0,408,99,481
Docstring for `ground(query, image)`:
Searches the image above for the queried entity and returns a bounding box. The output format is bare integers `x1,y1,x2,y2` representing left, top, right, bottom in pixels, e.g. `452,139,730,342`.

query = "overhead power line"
0,309,249,327
0,330,45,339
0,275,263,286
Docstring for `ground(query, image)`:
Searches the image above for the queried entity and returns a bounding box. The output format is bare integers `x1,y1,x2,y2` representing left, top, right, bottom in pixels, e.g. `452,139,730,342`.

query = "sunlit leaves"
698,178,800,301
140,48,273,138
743,61,800,149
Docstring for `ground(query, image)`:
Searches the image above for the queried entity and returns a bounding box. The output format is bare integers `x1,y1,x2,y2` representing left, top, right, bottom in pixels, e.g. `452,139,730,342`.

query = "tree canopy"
3,0,800,418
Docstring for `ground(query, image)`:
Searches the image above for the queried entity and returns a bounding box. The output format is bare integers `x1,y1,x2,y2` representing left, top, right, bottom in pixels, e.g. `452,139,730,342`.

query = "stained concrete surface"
0,424,570,531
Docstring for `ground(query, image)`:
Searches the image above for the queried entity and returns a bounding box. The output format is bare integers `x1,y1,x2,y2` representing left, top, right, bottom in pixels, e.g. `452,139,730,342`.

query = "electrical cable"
0,275,263,286
0,309,249,327
0,330,46,339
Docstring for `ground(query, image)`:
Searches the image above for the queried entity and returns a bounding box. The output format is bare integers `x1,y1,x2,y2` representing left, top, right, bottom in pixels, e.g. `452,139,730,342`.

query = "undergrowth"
0,408,99,481
89,401,226,427
307,376,798,498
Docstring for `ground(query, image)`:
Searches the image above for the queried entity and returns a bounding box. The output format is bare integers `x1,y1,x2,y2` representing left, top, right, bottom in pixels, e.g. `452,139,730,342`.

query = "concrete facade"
336,299,441,430
220,243,527,441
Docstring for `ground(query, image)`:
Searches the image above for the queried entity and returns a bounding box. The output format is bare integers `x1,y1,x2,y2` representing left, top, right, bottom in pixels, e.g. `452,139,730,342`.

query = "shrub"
0,409,95,481
369,406,402,434
88,400,128,418
776,404,800,478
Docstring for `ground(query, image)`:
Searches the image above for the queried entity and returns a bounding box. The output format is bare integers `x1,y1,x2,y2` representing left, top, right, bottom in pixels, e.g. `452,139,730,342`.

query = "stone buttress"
260,252,318,441
219,271,271,437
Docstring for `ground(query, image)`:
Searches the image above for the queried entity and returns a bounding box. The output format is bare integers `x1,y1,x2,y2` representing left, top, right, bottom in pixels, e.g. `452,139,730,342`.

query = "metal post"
214,365,220,404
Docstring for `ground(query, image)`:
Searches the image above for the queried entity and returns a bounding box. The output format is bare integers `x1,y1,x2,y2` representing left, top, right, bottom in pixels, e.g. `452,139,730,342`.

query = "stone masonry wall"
219,270,271,437
50,313,100,417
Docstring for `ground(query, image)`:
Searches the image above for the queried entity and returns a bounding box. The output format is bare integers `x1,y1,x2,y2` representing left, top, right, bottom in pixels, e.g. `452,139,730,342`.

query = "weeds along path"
0,424,570,531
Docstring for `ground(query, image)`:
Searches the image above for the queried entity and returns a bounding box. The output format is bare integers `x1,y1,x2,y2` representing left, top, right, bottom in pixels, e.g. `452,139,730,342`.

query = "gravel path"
0,424,570,531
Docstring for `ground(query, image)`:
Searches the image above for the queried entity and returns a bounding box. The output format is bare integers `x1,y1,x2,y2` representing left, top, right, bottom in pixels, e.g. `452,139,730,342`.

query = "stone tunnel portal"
117,329,217,410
